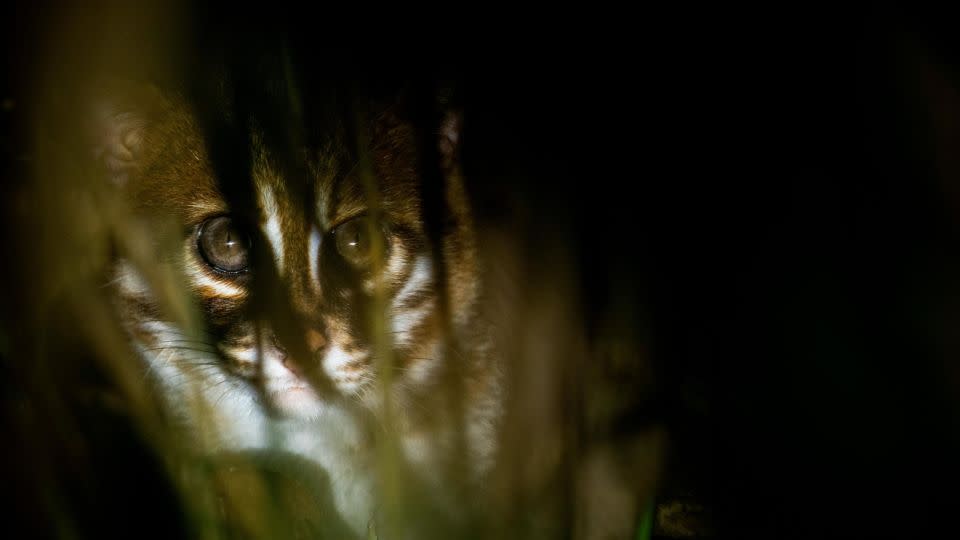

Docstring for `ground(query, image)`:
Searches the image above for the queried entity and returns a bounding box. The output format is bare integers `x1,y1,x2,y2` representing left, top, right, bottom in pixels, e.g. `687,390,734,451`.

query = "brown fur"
98,81,500,535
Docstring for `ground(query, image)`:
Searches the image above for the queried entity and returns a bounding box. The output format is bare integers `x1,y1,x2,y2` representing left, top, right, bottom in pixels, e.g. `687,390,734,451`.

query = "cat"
90,78,502,538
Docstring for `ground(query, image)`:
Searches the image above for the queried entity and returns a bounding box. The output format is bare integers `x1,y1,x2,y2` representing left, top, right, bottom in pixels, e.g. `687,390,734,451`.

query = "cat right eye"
197,216,250,274
333,216,387,271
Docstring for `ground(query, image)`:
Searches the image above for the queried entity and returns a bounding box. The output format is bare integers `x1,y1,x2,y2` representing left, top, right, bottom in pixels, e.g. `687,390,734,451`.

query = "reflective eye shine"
333,217,386,270
197,216,250,274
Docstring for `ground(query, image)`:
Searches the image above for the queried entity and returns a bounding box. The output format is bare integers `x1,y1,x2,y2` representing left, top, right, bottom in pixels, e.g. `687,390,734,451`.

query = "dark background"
4,2,960,538
710,7,960,537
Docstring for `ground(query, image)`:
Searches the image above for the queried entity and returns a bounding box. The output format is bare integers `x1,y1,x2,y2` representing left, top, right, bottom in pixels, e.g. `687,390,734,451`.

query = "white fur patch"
218,344,258,364
390,306,430,348
385,242,408,279
184,259,246,297
258,184,285,274
279,407,375,535
394,255,432,307
309,226,322,286
114,261,150,296
124,181,415,536
135,320,269,450
406,339,443,385
390,255,433,346
134,319,375,536
321,344,366,393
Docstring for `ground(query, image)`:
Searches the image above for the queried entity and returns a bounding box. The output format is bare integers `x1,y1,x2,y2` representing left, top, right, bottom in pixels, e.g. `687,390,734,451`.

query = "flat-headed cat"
91,79,502,538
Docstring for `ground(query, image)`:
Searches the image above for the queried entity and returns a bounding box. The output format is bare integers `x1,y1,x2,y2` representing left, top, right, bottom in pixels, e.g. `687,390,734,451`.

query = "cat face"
101,86,480,429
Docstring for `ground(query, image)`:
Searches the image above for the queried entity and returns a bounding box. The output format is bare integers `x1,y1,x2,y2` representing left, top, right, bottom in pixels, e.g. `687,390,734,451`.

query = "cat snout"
269,327,327,377
278,329,327,377
281,355,303,376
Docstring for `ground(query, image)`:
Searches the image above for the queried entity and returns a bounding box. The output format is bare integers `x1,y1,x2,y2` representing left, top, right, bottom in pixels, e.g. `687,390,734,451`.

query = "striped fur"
99,87,500,536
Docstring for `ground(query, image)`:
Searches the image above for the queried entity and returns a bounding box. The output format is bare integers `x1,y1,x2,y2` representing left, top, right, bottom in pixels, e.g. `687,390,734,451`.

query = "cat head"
90,80,480,424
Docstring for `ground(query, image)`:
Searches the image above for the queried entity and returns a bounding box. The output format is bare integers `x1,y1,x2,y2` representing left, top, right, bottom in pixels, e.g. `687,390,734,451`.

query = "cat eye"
197,216,250,274
333,216,387,270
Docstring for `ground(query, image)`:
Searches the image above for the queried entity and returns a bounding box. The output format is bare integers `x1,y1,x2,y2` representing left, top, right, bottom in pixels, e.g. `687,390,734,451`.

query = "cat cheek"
321,345,368,393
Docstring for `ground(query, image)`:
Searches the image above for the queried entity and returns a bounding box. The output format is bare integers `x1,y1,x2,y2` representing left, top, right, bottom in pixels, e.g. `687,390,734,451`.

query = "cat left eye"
197,216,250,274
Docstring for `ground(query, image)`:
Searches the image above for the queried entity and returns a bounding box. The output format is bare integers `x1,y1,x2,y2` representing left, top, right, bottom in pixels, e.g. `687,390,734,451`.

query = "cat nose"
281,355,303,376
277,328,326,376
305,328,327,353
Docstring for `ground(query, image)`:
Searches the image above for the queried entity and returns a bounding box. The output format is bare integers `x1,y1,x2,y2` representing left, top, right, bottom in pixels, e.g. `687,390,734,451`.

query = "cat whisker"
211,380,242,409
138,347,171,382
144,346,218,354
155,338,216,345
154,339,220,349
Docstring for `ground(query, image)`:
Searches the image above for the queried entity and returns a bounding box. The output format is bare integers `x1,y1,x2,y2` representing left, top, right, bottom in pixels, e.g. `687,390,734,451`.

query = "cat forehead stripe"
258,183,286,275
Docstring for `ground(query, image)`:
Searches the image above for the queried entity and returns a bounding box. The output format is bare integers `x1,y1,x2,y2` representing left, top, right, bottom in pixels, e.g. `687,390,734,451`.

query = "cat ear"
372,88,463,170
86,80,165,186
